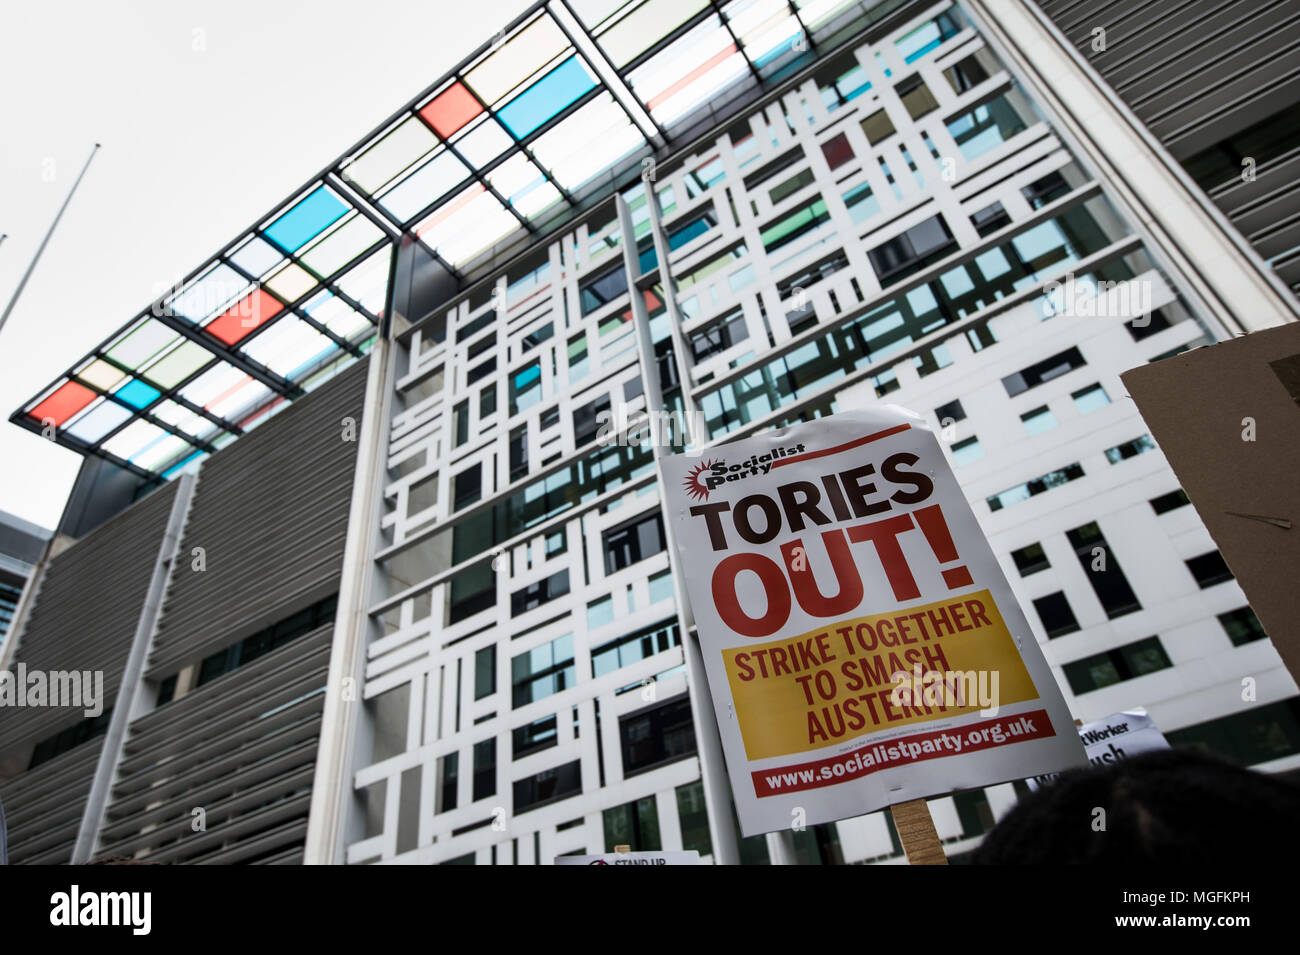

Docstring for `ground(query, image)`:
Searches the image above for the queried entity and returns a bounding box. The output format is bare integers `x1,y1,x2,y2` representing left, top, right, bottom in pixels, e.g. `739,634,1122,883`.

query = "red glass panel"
419,82,484,138
204,288,284,345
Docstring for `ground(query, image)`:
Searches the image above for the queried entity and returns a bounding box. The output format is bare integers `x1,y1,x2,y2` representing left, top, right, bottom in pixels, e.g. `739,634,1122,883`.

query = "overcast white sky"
0,0,533,531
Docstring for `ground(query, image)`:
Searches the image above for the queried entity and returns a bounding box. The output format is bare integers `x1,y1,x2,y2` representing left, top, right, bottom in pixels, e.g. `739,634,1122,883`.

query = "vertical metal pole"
0,143,100,337
616,194,741,865
72,471,195,863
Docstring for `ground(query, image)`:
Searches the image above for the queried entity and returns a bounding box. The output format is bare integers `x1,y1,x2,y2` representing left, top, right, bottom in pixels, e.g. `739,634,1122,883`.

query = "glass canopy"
14,0,884,480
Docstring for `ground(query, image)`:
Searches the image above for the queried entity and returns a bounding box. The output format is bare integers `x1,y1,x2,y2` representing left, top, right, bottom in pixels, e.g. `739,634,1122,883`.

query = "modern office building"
3,0,1299,865
0,511,49,649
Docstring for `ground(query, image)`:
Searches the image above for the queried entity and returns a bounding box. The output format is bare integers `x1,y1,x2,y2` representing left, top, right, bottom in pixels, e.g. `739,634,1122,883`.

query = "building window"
466,357,496,385
943,52,990,94
514,760,582,813
603,795,661,852
1186,551,1234,588
1219,607,1267,646
592,620,681,678
1150,489,1189,514
1071,382,1110,414
690,308,749,362
587,595,615,630
511,569,570,617
603,512,666,574
820,132,854,170
511,714,558,758
449,560,494,624
437,753,458,813
970,201,1010,236
897,75,938,118
452,464,481,511
987,463,1084,511
934,398,965,424
1065,522,1142,618
479,384,497,418
511,633,575,707
867,215,955,286
509,425,528,480
946,92,1030,161
1020,170,1070,209
1126,308,1172,341
453,400,470,448
472,738,496,801
579,264,628,315
474,645,496,700
620,695,697,776
1165,697,1300,767
1002,346,1086,396
1033,591,1080,638
1011,542,1050,577
509,360,542,415
1020,405,1057,436
573,393,612,448
1062,636,1172,694
1105,434,1157,464
950,435,983,466
861,108,895,144
675,781,713,857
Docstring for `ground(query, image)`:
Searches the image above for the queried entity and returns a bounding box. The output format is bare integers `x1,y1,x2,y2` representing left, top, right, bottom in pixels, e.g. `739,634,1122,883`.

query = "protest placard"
660,408,1087,836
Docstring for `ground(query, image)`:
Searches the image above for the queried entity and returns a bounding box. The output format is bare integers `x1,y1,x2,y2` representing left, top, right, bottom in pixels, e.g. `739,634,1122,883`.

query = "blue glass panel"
114,378,162,409
498,57,596,139
264,187,348,253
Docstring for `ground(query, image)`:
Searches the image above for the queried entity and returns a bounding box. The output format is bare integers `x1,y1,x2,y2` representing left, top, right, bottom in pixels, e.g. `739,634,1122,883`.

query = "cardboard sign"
1122,322,1300,682
1026,708,1169,789
554,851,701,865
660,408,1086,836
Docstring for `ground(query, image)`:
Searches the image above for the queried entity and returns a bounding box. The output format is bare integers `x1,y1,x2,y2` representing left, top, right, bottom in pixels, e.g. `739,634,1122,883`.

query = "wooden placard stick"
890,799,948,865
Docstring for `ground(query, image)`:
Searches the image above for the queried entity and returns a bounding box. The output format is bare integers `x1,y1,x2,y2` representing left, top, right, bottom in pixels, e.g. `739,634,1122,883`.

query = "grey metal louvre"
0,739,101,864
0,481,177,749
147,358,367,677
1034,0,1300,294
94,625,331,864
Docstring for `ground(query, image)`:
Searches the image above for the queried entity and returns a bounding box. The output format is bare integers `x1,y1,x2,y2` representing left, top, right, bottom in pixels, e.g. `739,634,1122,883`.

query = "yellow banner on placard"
722,590,1039,760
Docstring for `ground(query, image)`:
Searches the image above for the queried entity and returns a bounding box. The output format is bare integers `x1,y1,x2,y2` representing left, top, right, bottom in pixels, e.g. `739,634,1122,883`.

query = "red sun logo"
684,459,719,501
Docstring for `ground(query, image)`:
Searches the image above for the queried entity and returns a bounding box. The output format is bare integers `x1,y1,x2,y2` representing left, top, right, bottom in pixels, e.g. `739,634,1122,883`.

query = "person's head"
973,748,1300,864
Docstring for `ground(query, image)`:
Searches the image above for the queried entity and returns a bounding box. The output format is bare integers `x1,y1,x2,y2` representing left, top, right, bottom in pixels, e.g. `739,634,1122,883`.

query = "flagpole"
0,143,101,337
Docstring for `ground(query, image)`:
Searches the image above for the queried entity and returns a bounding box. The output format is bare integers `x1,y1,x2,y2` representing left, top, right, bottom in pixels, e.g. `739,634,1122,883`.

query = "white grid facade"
348,0,1300,865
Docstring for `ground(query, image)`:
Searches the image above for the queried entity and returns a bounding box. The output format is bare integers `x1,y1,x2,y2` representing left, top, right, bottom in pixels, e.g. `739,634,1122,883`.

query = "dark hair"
973,748,1300,864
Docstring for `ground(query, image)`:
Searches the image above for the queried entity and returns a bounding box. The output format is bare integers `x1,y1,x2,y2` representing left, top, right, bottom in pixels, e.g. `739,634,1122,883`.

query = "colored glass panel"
531,93,643,190
113,378,162,410
377,150,470,222
497,56,597,139
453,118,514,166
168,263,249,322
106,321,179,368
64,400,132,444
264,187,348,253
342,116,437,193
464,15,568,105
140,340,212,389
419,82,483,138
265,262,319,302
101,419,169,462
204,288,284,345
228,236,284,279
76,359,126,391
132,433,196,473
298,215,383,277
597,0,709,67
29,380,96,426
